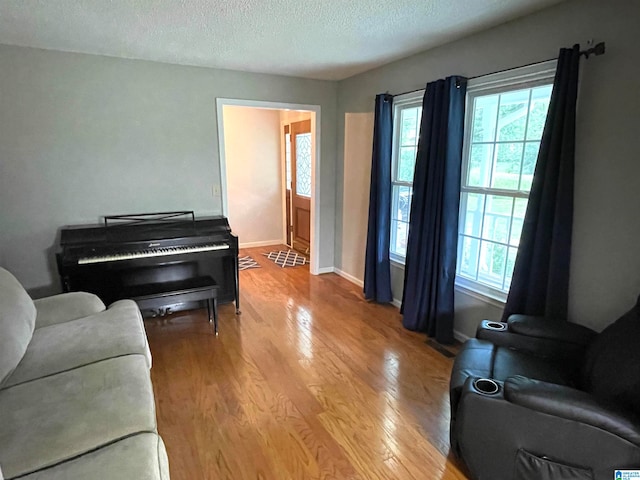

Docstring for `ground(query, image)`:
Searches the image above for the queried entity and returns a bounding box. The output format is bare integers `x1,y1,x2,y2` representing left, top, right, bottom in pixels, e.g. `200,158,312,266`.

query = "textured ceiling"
0,0,564,80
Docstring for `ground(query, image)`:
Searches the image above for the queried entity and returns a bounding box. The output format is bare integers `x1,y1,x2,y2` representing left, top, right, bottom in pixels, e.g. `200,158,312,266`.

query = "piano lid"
104,211,195,227
60,213,231,246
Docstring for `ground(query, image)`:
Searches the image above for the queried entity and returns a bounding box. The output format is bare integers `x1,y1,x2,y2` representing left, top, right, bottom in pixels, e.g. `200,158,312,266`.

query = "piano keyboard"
78,243,229,265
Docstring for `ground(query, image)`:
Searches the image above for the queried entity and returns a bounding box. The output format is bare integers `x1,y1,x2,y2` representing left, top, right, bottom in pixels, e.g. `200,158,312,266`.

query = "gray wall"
335,0,640,335
0,45,337,295
2,0,639,335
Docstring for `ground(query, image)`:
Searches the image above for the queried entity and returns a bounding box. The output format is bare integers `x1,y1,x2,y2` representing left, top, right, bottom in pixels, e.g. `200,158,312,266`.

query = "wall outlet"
212,184,221,196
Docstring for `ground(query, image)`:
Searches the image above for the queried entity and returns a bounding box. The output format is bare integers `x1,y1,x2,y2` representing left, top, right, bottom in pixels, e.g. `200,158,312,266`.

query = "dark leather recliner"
449,294,640,480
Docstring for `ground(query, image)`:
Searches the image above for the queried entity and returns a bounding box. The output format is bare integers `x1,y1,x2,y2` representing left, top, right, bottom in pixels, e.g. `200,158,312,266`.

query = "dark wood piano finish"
56,212,239,316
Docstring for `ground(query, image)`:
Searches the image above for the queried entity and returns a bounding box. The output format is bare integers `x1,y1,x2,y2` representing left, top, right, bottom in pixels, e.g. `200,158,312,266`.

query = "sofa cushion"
3,300,151,388
0,355,156,479
33,292,105,329
0,268,36,385
581,294,640,416
17,433,169,480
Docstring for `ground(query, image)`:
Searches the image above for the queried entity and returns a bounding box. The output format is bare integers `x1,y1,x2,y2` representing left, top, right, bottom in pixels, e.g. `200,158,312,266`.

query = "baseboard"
391,298,402,309
453,330,470,343
316,266,335,274
334,268,364,287
238,240,283,249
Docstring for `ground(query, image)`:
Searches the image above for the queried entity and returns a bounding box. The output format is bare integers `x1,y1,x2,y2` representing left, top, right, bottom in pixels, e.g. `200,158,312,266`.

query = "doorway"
216,99,321,274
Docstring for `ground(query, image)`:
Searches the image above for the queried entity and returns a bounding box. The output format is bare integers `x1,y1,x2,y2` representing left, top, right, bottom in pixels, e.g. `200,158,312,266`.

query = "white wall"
280,110,312,124
335,0,640,336
338,113,374,285
223,106,283,247
0,45,337,295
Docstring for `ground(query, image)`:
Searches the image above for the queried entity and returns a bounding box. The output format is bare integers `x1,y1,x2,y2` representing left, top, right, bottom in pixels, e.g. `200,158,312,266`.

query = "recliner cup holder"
473,378,500,395
485,321,507,331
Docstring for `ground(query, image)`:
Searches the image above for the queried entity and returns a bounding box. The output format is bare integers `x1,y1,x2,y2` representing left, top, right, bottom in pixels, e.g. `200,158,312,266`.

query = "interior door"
290,119,312,254
284,125,292,246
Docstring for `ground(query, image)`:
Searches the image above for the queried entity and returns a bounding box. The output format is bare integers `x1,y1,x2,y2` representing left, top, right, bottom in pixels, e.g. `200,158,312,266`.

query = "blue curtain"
401,76,467,344
502,45,581,321
364,94,393,303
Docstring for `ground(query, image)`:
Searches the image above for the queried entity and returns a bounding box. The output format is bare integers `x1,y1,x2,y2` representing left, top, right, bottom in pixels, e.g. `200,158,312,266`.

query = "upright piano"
57,211,239,316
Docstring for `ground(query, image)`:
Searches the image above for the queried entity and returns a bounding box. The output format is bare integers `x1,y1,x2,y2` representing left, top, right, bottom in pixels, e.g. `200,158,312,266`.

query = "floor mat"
263,250,308,268
238,256,261,271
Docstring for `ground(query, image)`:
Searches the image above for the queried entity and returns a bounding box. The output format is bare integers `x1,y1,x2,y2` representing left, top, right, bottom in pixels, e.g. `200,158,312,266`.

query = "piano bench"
128,276,220,335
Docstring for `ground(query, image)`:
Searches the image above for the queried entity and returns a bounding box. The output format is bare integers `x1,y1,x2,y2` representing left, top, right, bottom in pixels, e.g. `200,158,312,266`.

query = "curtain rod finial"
580,41,605,59
594,42,606,55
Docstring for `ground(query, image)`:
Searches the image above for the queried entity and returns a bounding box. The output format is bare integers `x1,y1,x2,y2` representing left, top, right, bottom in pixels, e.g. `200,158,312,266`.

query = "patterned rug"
263,250,308,268
238,256,260,271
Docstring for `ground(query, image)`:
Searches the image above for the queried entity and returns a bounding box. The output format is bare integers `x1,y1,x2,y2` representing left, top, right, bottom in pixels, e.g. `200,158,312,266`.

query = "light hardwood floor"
145,246,470,480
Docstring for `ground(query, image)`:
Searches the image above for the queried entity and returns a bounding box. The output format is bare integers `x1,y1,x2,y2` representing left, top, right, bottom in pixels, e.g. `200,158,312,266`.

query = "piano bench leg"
208,298,218,336
213,298,219,335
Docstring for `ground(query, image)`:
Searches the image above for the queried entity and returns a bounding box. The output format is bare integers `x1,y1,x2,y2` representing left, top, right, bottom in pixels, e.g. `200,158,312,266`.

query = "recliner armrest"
504,375,640,446
507,315,596,346
476,319,586,360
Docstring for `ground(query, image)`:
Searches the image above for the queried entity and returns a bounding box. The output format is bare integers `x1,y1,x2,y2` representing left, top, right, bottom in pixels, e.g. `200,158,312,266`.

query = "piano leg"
233,254,241,315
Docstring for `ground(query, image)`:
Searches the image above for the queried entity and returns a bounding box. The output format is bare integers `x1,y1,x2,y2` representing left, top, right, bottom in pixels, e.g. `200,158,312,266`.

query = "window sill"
389,254,406,268
454,280,506,309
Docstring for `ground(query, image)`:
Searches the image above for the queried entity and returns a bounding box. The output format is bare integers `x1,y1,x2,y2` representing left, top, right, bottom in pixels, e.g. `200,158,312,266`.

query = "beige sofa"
0,267,169,479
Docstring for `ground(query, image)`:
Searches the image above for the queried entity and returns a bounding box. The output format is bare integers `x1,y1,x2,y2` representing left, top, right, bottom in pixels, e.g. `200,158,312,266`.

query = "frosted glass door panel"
295,133,312,198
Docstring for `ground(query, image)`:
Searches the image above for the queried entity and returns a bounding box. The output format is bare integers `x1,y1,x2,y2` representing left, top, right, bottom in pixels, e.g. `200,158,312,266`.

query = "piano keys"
78,243,229,265
56,211,240,316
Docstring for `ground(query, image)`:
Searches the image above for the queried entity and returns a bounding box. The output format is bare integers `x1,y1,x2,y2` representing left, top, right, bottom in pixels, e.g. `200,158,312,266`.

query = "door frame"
216,98,322,275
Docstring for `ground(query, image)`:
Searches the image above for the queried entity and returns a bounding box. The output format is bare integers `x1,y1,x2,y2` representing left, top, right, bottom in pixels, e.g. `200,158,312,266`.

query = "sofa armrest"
507,315,597,345
504,375,640,446
33,292,106,328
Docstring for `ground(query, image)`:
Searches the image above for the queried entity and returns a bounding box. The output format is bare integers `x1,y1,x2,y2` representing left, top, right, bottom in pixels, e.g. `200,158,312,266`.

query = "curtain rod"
391,42,605,98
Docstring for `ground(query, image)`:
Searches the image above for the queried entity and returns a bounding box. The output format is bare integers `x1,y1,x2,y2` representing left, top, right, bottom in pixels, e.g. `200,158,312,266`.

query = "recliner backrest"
0,267,36,385
581,294,640,416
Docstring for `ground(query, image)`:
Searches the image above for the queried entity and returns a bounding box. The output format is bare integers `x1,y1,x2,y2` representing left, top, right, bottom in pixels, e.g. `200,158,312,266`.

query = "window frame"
390,91,423,264
456,60,557,302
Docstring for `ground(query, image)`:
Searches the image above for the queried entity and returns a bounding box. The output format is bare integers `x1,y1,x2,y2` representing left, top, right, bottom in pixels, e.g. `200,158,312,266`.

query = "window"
390,92,422,262
457,61,556,300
